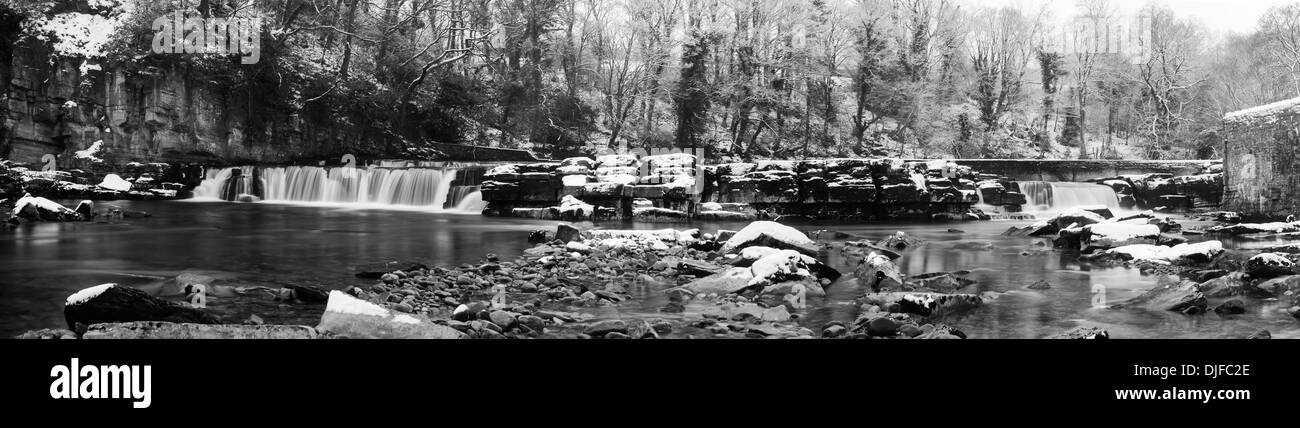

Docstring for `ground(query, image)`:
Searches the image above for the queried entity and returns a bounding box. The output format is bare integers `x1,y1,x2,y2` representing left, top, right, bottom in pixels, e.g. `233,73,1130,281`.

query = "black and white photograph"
1,0,1298,411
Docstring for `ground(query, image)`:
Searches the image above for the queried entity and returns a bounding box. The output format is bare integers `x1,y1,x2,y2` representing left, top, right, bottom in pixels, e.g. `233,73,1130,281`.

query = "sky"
964,0,1298,35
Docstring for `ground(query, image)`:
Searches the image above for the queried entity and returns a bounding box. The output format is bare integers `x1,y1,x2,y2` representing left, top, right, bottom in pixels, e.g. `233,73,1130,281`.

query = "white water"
1020,181,1121,212
195,166,483,212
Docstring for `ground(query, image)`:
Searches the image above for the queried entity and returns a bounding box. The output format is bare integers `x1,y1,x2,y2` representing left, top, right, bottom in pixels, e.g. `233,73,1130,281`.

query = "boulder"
855,252,904,291
1082,223,1161,251
721,221,819,257
584,319,629,338
1116,281,1207,313
317,291,466,339
683,267,758,295
1245,253,1296,279
1197,273,1269,298
63,284,219,331
1092,241,1224,265
1050,208,1107,230
1257,275,1300,297
556,224,582,243
82,322,318,339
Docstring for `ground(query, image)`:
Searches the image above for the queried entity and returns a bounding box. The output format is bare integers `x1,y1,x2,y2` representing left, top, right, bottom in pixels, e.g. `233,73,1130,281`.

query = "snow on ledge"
1225,96,1300,122
66,283,116,306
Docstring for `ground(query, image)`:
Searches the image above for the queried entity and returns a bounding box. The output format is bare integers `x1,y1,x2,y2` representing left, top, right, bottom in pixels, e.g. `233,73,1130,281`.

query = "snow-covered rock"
1102,241,1225,265
97,174,132,192
747,250,813,286
317,291,465,339
1207,222,1300,235
854,252,904,291
557,195,595,219
1083,223,1161,250
63,284,219,331
1246,253,1296,279
10,194,81,221
721,221,819,256
595,154,640,169
561,174,589,186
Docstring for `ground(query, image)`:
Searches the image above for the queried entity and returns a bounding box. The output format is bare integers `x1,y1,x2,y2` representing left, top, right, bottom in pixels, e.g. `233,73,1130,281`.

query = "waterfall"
1020,181,1120,211
195,166,485,211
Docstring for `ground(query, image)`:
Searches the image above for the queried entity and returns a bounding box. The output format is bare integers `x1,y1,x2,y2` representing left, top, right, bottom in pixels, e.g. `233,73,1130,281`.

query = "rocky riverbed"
19,205,1300,339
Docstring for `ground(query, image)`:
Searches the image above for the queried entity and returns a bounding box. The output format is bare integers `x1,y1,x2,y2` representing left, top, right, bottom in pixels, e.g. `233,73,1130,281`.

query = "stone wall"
481,157,1029,222
1221,99,1300,219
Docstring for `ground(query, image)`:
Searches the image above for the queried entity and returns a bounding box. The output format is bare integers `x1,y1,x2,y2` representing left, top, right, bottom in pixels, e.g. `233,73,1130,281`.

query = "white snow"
748,250,812,286
486,165,518,176
561,175,589,186
644,153,697,169
1225,96,1300,121
558,195,595,217
74,140,104,163
586,228,697,243
596,173,638,185
12,195,78,217
722,221,815,253
1087,223,1160,240
739,246,782,261
97,174,132,192
595,154,639,168
1251,253,1295,267
324,291,391,317
1107,241,1224,264
392,314,421,325
66,283,115,306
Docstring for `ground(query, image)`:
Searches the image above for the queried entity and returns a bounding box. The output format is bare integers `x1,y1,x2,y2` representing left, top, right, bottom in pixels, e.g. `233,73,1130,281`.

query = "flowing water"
1020,181,1122,212
2,181,1296,339
196,166,485,212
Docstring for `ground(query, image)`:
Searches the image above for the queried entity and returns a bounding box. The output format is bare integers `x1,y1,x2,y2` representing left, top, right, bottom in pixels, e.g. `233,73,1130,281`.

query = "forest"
2,0,1298,161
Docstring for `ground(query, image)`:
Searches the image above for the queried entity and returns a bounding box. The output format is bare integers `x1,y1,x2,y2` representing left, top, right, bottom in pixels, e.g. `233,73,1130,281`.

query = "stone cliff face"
0,43,382,166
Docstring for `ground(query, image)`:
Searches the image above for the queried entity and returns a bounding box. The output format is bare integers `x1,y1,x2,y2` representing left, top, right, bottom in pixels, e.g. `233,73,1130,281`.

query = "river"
2,199,1297,339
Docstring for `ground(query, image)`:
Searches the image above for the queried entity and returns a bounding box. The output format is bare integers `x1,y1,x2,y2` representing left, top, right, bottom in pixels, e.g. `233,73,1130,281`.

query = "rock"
15,329,78,339
876,232,923,251
721,221,819,257
380,273,399,284
683,267,758,295
854,252,904,291
898,324,923,338
1197,273,1269,298
97,174,133,192
678,260,724,278
1082,223,1161,251
1026,280,1052,290
63,284,219,332
489,310,519,330
1245,253,1296,279
1247,330,1271,339
866,317,899,337
822,323,847,338
1050,208,1107,230
317,291,465,339
584,319,629,338
10,194,82,221
760,306,791,322
452,301,492,321
82,322,318,339
1206,221,1300,236
907,272,975,293
557,223,582,243
1047,326,1110,339
1213,299,1247,315
354,261,428,279
1089,241,1225,265
862,292,987,316
1117,280,1207,313
1258,275,1300,297
285,284,329,303
517,315,546,333
603,332,631,339
74,200,94,219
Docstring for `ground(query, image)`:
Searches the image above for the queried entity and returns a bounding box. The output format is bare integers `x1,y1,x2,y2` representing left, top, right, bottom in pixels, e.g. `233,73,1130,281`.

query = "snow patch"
97,174,132,192
66,283,115,306
325,290,391,317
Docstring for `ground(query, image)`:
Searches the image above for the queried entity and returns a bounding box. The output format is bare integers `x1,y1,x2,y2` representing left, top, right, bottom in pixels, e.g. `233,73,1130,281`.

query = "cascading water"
194,166,484,212
1019,181,1121,211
